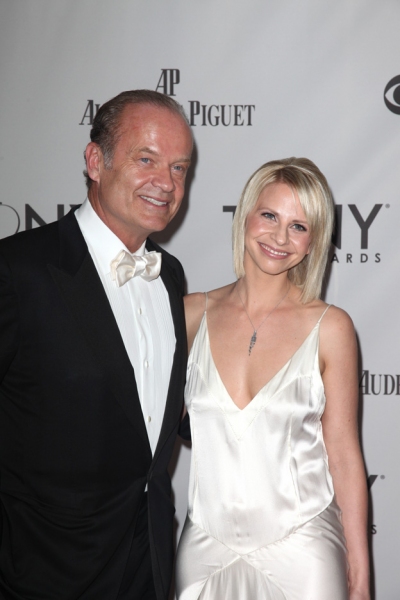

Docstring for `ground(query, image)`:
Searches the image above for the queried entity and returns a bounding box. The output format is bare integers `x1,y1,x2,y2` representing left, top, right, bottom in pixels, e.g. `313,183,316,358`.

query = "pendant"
249,331,257,355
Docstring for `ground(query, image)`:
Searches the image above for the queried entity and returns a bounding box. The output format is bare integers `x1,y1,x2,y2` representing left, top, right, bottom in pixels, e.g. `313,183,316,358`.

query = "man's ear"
85,142,103,184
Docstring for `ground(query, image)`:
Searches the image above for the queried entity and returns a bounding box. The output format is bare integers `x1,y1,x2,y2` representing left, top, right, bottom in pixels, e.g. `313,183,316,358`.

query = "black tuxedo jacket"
0,209,187,599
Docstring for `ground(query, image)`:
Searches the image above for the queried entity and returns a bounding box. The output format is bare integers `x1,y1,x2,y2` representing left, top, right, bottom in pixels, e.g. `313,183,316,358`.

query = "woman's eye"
262,212,275,220
293,223,307,232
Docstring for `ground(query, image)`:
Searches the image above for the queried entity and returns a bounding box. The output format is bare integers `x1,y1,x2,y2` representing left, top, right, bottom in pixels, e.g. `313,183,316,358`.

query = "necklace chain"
236,282,290,356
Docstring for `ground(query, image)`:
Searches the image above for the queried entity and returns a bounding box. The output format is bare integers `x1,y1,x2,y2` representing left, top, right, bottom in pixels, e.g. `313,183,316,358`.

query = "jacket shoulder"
0,220,60,262
0,208,84,273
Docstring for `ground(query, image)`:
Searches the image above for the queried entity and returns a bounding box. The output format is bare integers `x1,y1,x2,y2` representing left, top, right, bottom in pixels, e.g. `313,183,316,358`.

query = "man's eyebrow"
137,146,158,155
137,146,191,163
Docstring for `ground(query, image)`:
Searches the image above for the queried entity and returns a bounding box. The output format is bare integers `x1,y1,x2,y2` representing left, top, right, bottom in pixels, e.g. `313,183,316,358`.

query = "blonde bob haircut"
232,157,334,304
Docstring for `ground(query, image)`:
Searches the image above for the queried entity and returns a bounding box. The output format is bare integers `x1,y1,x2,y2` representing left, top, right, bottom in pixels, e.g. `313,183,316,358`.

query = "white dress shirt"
75,199,176,455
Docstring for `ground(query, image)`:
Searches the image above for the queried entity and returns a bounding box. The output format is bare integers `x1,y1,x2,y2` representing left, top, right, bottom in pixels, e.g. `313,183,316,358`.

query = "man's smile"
140,195,169,207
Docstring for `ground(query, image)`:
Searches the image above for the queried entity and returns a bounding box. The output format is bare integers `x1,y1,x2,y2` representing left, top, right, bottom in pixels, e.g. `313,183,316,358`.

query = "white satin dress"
176,305,349,600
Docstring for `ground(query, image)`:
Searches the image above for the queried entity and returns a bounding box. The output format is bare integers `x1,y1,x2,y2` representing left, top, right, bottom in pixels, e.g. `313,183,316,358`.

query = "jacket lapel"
146,240,187,463
48,210,151,456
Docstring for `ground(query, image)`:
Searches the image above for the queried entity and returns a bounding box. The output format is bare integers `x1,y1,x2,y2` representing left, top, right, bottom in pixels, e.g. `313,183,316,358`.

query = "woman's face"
244,182,312,277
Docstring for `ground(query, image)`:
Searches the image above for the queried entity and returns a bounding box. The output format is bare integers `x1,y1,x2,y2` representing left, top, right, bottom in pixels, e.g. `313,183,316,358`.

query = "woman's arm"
179,293,206,428
184,292,207,353
320,307,370,600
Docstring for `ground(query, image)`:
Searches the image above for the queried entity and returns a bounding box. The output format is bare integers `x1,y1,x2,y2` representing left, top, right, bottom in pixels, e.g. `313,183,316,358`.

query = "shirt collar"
75,198,146,275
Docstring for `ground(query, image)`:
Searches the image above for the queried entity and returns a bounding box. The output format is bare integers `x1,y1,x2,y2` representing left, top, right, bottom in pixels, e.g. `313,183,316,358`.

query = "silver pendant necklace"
236,282,290,356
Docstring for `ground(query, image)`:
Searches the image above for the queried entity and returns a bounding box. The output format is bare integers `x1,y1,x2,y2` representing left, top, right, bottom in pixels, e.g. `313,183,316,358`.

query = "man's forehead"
119,102,185,128
117,103,192,154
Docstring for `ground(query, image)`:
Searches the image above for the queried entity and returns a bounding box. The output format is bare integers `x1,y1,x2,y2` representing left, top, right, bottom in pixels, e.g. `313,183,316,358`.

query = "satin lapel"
48,210,151,455
147,243,187,463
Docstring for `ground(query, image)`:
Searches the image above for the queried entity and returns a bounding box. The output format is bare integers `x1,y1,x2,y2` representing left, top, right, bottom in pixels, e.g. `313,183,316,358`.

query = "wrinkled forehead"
115,104,193,156
120,102,191,133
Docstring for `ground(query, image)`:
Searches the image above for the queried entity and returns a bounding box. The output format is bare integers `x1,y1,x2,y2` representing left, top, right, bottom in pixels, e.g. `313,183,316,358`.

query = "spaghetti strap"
317,304,331,324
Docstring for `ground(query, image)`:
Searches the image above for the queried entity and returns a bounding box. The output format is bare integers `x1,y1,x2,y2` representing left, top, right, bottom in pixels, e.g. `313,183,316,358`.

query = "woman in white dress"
176,158,370,600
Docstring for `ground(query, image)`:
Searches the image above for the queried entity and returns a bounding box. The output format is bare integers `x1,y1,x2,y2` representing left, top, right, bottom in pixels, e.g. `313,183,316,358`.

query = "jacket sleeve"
178,412,191,441
165,253,190,440
0,249,19,383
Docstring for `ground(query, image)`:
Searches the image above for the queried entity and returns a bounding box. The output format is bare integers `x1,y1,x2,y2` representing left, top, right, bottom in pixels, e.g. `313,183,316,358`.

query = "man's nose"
152,166,175,192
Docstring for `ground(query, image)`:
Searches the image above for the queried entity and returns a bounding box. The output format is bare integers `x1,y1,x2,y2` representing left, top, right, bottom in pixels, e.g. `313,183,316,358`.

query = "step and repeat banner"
0,1,399,597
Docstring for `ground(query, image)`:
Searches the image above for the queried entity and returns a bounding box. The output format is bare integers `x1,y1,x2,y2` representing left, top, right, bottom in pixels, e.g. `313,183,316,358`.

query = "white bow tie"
110,249,162,287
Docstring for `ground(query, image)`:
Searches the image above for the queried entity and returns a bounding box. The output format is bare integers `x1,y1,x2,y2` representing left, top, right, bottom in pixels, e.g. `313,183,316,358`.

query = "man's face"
87,103,192,252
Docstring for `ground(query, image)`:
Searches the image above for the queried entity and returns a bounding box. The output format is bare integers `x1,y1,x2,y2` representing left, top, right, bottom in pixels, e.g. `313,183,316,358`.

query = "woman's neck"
236,272,292,309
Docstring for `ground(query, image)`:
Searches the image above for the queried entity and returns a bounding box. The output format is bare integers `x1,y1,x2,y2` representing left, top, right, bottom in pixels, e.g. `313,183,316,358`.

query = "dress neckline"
202,305,330,412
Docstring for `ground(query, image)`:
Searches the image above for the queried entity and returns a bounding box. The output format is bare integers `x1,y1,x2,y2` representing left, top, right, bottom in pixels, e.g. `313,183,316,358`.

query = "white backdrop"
0,2,399,598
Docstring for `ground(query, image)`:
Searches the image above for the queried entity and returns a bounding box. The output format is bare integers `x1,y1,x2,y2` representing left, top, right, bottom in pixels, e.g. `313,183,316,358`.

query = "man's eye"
172,165,187,176
140,157,151,164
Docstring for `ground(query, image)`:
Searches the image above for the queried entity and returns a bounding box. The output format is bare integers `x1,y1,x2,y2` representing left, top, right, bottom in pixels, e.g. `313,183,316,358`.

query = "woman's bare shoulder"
297,297,354,331
184,284,235,348
319,303,357,365
320,304,355,336
184,292,206,314
184,283,235,313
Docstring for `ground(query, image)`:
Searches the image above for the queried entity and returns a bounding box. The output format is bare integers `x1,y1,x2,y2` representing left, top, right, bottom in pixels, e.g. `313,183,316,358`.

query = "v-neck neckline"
204,314,322,413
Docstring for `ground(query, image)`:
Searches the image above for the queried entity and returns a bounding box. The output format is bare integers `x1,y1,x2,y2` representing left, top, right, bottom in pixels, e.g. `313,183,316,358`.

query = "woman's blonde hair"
232,157,334,304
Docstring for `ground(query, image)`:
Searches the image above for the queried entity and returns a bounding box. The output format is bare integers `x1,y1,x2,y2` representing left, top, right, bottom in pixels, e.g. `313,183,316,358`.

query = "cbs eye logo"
384,75,400,114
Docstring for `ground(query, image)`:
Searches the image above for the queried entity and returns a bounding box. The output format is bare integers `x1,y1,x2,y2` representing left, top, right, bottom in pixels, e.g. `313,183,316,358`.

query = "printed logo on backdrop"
360,370,400,396
361,372,395,537
368,474,385,535
330,204,388,264
156,69,180,96
0,204,80,239
78,70,256,127
79,100,100,125
384,75,400,114
0,203,21,239
157,69,256,126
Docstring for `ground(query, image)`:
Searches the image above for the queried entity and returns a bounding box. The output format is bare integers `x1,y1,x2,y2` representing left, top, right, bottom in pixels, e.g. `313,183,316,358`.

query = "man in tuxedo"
0,90,193,599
